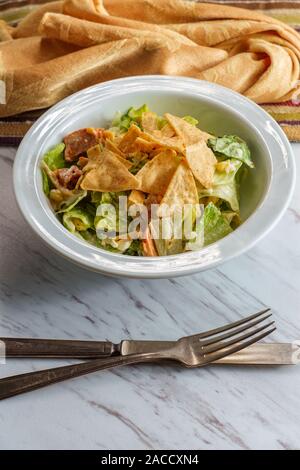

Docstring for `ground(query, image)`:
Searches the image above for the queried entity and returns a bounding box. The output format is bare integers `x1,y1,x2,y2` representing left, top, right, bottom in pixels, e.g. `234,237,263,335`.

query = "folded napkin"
1,0,300,143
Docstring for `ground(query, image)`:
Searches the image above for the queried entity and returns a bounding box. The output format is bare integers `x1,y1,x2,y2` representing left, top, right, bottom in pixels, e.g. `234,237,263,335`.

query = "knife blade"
121,341,299,365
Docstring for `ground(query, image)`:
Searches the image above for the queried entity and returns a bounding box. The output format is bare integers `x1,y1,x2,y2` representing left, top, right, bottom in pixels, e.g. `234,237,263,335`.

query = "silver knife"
1,338,299,365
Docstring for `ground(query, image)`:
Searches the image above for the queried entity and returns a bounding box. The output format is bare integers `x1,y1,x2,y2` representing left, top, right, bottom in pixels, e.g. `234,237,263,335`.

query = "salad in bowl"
41,105,254,257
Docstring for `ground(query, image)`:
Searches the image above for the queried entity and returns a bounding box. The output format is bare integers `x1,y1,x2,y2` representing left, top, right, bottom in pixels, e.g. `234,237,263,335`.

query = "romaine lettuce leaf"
100,237,133,253
186,203,233,250
57,190,87,213
81,230,100,246
198,159,242,212
42,143,66,170
112,105,150,132
42,170,50,196
203,202,233,246
63,207,94,234
41,143,66,196
124,239,142,256
208,135,254,168
95,203,118,238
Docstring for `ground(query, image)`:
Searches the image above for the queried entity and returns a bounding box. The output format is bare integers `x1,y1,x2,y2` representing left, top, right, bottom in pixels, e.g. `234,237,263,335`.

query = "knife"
1,338,298,365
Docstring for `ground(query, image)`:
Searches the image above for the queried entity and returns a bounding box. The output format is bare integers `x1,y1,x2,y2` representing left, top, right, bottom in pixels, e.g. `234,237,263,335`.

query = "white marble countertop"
0,144,299,450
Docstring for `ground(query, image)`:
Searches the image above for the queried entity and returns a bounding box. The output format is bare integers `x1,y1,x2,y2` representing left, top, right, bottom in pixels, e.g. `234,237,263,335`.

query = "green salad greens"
41,105,254,257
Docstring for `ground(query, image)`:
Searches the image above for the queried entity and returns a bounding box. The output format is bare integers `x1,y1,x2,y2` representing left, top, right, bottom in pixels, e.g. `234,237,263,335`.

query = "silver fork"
0,309,275,400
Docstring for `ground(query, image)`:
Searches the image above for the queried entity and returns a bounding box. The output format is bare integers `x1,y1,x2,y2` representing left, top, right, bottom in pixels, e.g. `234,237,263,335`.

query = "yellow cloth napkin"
1,0,300,118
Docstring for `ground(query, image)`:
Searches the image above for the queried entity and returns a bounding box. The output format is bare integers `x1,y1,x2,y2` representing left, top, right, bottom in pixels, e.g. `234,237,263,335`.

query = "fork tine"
189,308,270,340
203,321,275,355
200,326,276,366
200,313,272,347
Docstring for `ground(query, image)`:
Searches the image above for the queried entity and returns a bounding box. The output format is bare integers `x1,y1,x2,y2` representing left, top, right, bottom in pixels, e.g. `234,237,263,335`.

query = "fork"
0,309,275,400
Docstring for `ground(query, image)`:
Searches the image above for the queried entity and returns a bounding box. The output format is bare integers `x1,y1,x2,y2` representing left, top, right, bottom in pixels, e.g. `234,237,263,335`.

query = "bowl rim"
13,75,296,278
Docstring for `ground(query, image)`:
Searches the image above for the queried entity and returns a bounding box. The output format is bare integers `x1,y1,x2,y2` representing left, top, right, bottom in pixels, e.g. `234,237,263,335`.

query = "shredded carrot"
142,228,158,257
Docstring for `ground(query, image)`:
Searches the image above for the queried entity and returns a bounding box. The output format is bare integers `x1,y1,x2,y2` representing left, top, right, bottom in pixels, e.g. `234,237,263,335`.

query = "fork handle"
0,352,167,400
0,338,115,358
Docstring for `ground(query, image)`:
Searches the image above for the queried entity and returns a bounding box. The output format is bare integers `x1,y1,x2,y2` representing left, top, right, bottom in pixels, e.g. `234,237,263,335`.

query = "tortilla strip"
141,112,158,132
118,124,142,152
185,140,217,189
80,149,138,191
157,161,198,217
118,123,184,154
105,138,126,158
160,123,175,138
144,129,184,153
136,149,180,195
129,189,145,205
133,137,160,153
165,113,213,145
87,143,132,169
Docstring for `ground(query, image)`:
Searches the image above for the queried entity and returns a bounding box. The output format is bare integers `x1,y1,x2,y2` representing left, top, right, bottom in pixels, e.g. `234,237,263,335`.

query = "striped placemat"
1,0,300,145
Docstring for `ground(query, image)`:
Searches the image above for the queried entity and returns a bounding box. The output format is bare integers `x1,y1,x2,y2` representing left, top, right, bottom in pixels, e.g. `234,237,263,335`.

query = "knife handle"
0,338,116,358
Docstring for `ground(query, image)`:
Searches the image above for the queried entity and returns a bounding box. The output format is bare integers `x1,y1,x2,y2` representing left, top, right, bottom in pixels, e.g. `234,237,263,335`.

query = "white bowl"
13,76,296,278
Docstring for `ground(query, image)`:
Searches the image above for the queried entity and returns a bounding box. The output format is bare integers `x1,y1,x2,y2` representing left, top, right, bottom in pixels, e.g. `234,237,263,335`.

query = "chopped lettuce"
42,143,66,170
91,191,103,205
63,207,94,234
154,237,184,256
112,105,150,132
208,135,254,168
42,170,50,196
57,190,87,213
94,192,128,242
124,239,142,256
81,230,100,247
198,159,242,212
183,116,199,126
185,209,205,252
186,203,233,250
101,238,132,253
203,202,233,246
41,143,66,196
95,203,118,238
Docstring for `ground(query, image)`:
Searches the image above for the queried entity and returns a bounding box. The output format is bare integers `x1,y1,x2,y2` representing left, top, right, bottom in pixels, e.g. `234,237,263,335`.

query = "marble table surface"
0,144,299,450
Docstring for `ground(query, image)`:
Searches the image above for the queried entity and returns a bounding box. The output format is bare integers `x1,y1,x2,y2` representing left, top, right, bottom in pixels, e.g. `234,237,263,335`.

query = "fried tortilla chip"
115,154,133,170
136,149,180,195
80,149,138,192
141,112,158,132
185,140,217,188
150,222,184,256
118,123,184,154
87,144,102,160
105,139,126,158
157,162,198,217
160,123,175,138
87,143,132,169
118,124,142,152
133,137,159,153
165,113,213,145
144,130,184,153
129,189,145,205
